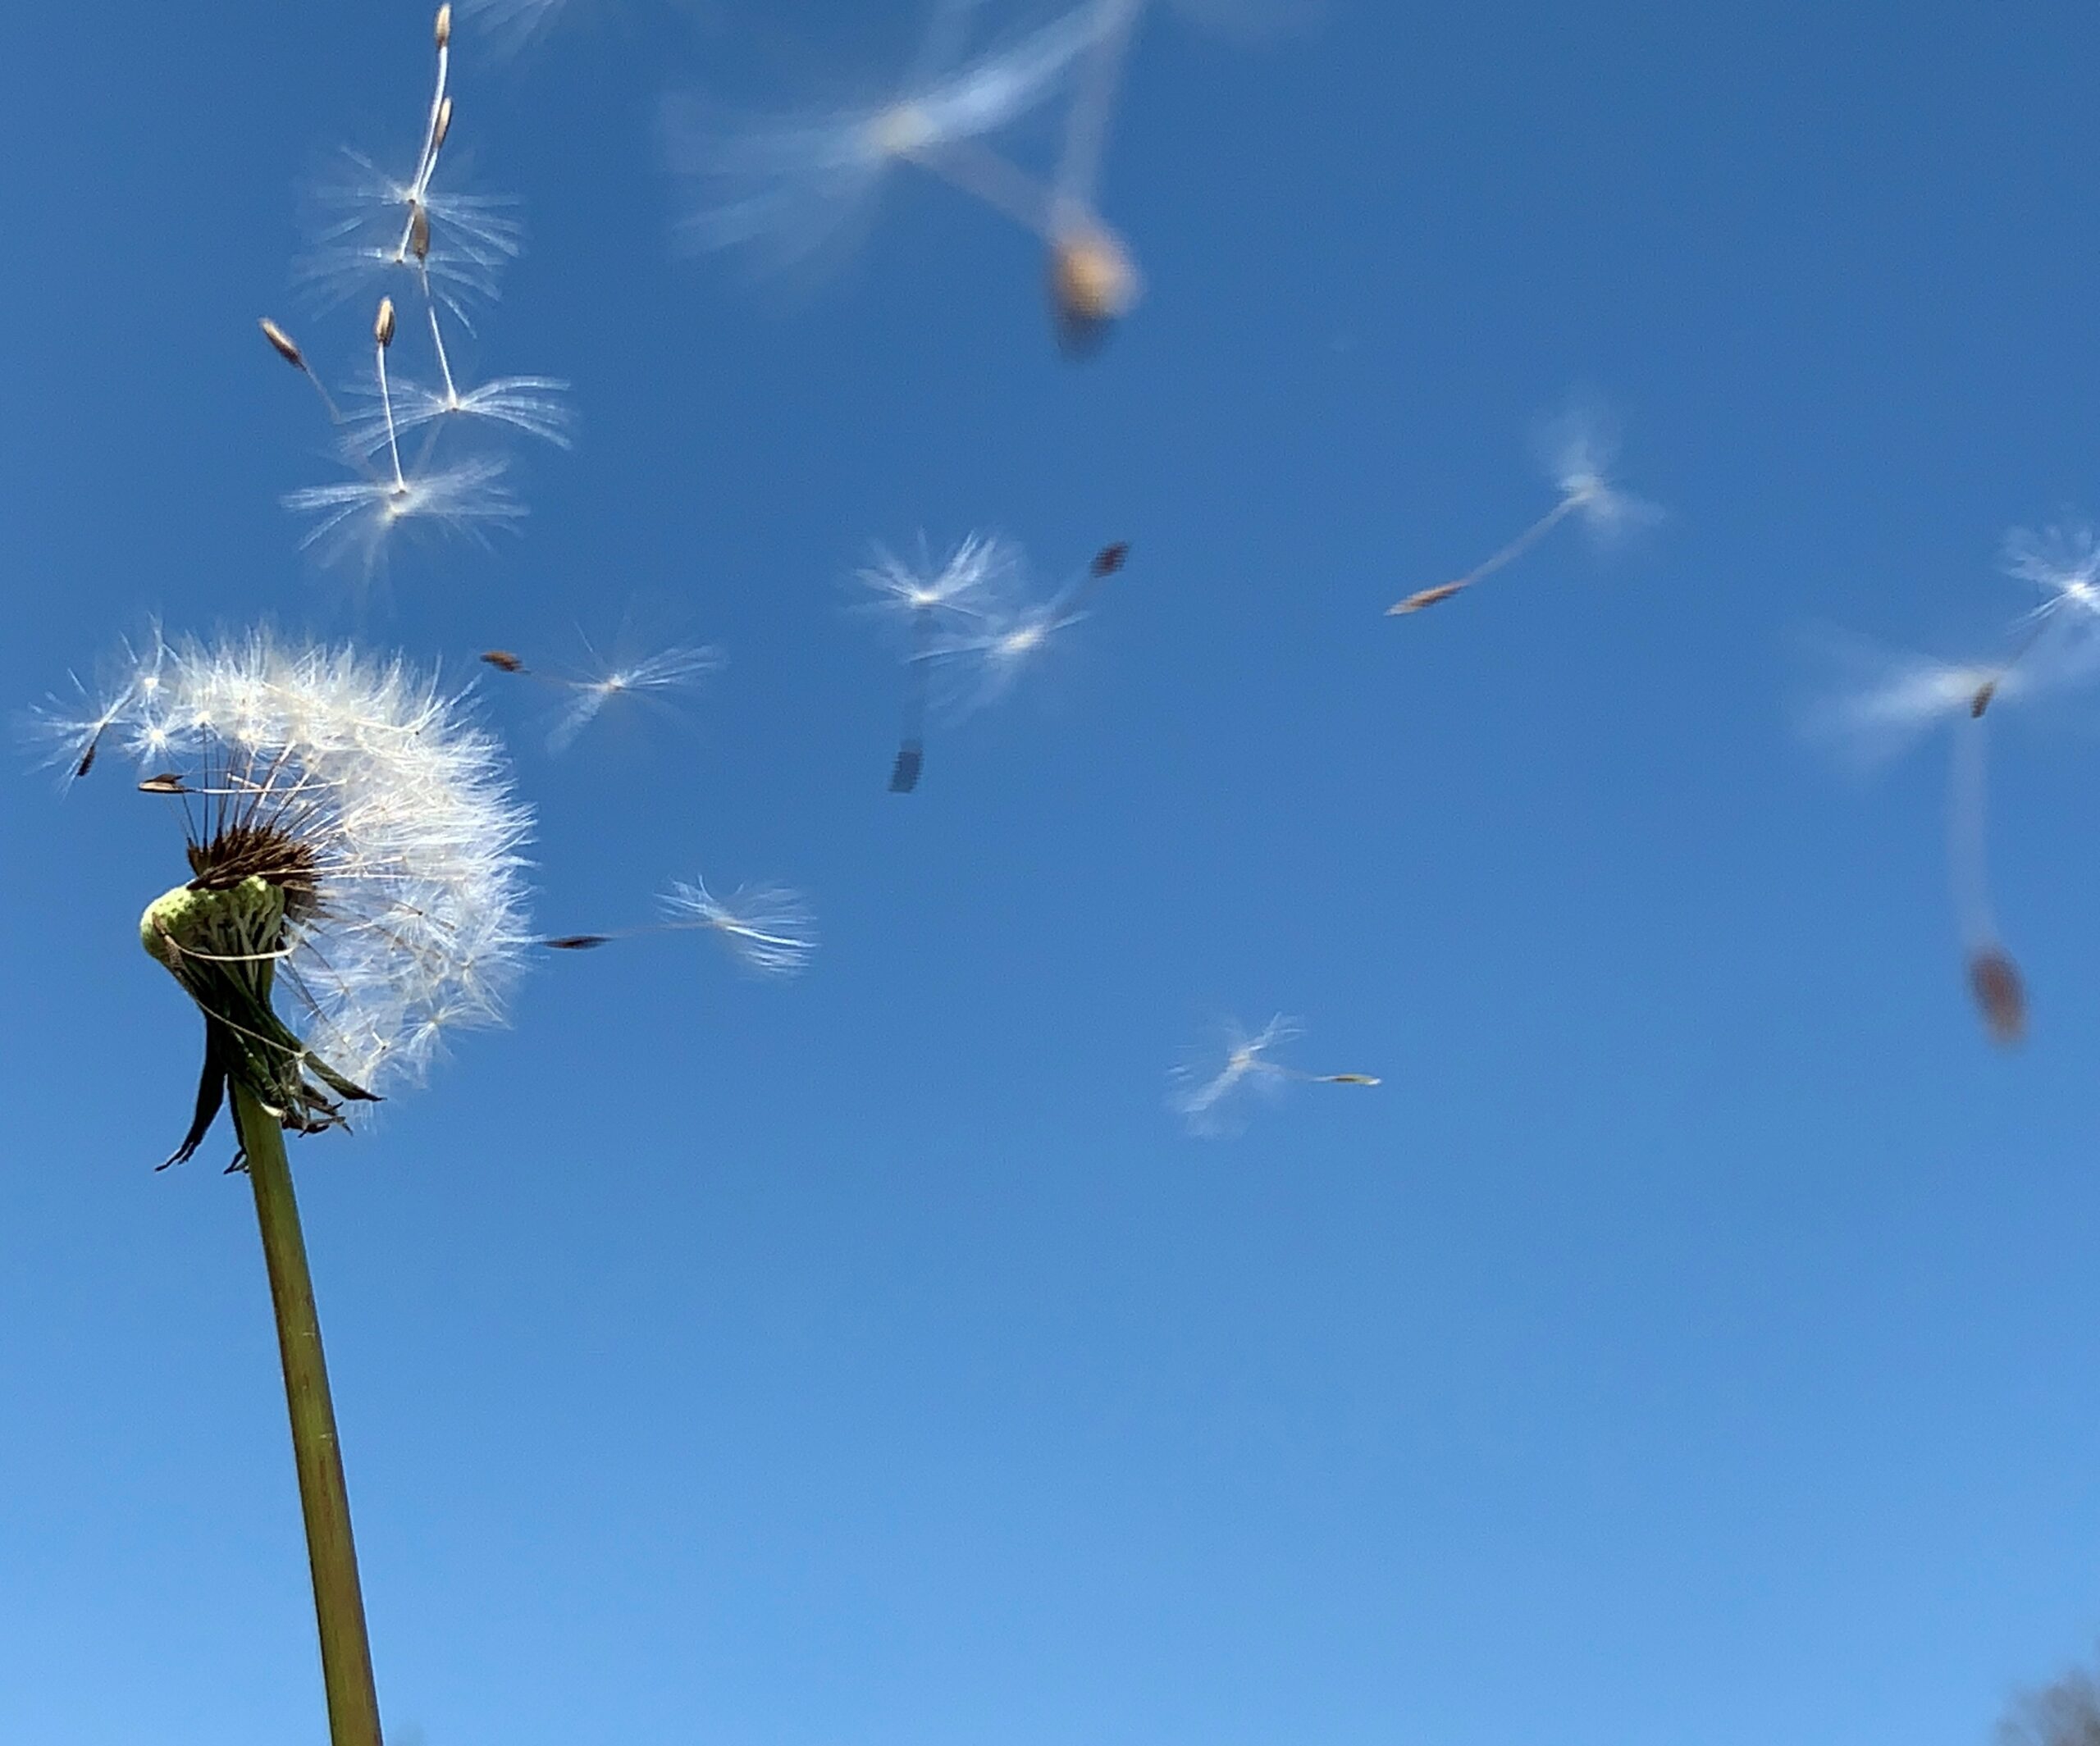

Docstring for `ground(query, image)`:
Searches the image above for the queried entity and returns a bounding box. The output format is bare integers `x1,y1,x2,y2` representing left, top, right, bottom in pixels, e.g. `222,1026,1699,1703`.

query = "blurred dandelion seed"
915,535,1133,722
665,1,1109,283
478,628,723,754
1803,627,2097,1046
1390,403,1659,616
856,532,1020,791
1170,1014,1381,1137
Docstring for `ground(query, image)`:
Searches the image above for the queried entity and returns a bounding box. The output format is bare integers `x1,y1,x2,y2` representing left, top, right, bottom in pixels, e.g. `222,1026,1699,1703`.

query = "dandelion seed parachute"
660,878,819,978
52,630,532,1155
1169,1014,1376,1137
284,455,526,574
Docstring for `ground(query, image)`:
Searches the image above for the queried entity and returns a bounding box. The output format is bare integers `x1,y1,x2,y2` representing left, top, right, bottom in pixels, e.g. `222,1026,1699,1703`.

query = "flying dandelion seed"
915,536,1132,722
274,9,564,572
1802,627,2100,1046
1389,402,1660,616
297,7,524,321
2002,522,2100,650
540,878,819,979
665,0,1109,284
855,532,1020,791
1169,1014,1380,1137
39,623,532,1744
26,631,166,792
475,625,724,754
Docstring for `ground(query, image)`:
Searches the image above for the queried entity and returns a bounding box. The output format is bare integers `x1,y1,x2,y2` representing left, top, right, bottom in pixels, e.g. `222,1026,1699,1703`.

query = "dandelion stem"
1055,0,1144,208
909,138,1057,236
230,1079,384,1746
1947,714,1996,950
374,338,406,495
423,288,460,407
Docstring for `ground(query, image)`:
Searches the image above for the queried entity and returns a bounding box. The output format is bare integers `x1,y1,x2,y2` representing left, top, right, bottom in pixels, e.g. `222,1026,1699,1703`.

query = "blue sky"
4,1,2100,1742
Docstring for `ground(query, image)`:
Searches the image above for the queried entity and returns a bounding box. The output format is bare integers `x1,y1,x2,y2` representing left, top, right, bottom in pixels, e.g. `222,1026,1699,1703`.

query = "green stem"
231,1081,384,1746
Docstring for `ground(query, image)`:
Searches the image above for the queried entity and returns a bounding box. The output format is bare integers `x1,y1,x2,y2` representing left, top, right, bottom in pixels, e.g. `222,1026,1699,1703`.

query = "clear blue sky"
4,2,2100,1742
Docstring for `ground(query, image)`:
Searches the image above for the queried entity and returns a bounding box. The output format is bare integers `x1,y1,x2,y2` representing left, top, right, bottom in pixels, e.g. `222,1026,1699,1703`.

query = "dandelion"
541,877,818,979
46,627,531,1746
915,537,1131,724
1169,1014,1380,1137
854,532,1019,791
1389,402,1661,616
665,0,1107,283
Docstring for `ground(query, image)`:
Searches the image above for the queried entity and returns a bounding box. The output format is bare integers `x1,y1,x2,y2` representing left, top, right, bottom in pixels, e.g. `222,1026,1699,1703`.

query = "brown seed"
433,96,454,152
1048,225,1139,352
259,318,305,369
1323,1074,1381,1087
409,205,431,262
74,737,99,780
436,3,452,48
1970,678,1998,718
1968,946,2026,1046
480,650,526,673
139,773,189,795
1091,541,1130,578
1388,581,1467,615
545,934,612,951
375,297,397,349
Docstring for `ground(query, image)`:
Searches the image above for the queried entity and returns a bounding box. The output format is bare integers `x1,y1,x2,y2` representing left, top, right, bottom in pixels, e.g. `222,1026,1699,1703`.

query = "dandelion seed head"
75,630,532,1104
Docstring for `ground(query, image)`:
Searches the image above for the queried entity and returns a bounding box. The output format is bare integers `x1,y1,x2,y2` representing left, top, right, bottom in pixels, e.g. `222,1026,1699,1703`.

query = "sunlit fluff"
345,373,575,457
2002,522,2100,636
856,531,1018,631
660,878,817,978
48,631,533,1099
458,0,569,53
284,455,525,572
665,2,1107,278
299,149,524,320
1797,630,2098,773
545,644,725,754
1169,1014,1379,1137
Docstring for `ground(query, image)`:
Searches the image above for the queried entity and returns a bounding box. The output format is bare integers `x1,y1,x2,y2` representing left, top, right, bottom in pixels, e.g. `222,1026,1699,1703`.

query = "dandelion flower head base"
142,876,378,1168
